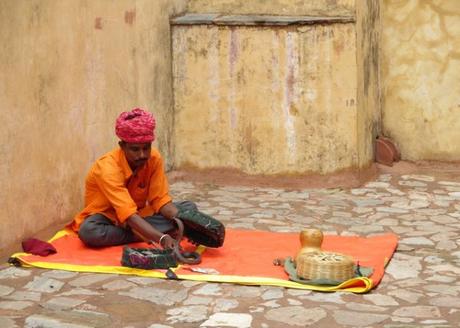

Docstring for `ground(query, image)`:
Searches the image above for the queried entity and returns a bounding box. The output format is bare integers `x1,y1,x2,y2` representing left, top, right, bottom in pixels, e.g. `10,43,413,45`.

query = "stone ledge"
171,14,355,26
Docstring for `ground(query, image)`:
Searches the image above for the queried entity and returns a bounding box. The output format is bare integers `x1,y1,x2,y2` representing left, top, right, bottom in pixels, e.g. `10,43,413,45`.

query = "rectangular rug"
10,229,398,293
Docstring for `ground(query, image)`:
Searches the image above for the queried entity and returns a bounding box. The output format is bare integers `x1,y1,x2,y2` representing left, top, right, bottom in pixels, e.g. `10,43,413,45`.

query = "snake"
167,218,201,265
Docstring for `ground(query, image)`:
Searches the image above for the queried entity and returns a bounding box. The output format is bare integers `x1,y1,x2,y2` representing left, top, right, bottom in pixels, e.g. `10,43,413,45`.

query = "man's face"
119,141,152,170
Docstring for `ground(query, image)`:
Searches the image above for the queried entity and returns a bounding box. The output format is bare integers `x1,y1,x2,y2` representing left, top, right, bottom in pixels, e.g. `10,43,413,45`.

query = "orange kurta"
69,147,172,231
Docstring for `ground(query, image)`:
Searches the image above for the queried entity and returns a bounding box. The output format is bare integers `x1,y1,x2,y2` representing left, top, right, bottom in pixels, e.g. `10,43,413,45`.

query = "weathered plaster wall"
382,1,460,160
0,0,187,251
172,23,359,175
187,0,355,17
356,0,381,166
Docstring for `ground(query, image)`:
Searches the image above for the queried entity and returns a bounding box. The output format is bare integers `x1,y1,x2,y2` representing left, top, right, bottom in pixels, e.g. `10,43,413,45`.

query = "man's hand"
159,234,176,249
127,214,179,249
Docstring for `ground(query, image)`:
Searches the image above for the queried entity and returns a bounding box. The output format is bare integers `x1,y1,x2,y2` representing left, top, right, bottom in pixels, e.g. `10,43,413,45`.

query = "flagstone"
376,207,409,214
333,310,389,326
213,298,239,312
399,181,427,187
68,274,115,287
43,296,86,310
387,289,423,303
24,277,64,293
0,267,31,279
261,288,284,300
265,306,327,326
402,175,435,182
25,315,92,328
392,306,441,318
59,288,102,296
166,305,209,324
0,285,14,297
386,254,422,280
40,270,79,279
194,284,223,296
429,296,460,308
119,287,188,306
183,296,213,305
423,284,460,296
425,274,457,283
102,279,137,291
400,237,434,245
4,291,41,302
0,301,34,310
201,313,253,328
344,302,388,312
0,317,17,328
363,294,399,306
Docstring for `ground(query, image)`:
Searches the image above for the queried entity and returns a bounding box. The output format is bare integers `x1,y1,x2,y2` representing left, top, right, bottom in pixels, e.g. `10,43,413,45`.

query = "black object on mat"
176,208,225,248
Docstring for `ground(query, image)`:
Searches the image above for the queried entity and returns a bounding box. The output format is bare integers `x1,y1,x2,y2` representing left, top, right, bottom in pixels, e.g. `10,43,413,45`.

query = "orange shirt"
69,147,172,231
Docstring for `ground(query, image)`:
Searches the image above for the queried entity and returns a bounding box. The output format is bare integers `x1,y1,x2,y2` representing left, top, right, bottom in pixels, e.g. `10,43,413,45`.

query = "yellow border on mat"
9,229,374,293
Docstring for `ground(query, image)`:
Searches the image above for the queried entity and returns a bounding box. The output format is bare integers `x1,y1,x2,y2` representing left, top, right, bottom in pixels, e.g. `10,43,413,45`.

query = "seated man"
69,108,194,249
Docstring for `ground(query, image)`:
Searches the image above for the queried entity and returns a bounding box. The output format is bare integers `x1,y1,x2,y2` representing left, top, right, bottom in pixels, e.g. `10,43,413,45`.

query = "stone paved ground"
1,166,460,327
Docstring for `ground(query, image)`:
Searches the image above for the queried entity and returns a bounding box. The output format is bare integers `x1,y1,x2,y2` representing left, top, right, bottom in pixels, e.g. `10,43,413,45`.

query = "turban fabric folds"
115,108,156,143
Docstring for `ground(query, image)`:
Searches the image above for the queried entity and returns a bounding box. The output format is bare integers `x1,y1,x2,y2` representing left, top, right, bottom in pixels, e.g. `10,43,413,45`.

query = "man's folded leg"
78,214,138,247
79,201,198,247
143,200,198,237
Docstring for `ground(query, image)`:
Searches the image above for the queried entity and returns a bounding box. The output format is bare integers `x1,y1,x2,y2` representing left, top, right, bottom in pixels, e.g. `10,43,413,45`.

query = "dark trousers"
78,201,197,247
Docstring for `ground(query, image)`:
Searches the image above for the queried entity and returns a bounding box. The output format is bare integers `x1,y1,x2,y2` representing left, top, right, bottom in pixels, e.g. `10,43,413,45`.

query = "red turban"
115,108,156,143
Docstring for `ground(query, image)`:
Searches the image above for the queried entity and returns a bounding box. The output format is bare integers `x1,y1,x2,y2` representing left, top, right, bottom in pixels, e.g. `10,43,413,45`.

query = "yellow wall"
382,0,460,160
0,0,187,251
172,22,360,175
172,1,380,174
186,0,460,163
356,0,382,166
187,0,355,16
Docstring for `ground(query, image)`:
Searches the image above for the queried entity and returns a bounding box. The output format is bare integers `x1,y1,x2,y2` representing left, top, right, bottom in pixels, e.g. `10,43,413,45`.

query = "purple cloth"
22,238,57,256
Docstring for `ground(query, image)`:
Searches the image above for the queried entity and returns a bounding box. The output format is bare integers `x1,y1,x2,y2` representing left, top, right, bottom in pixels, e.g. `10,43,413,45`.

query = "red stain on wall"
94,17,103,30
125,10,136,25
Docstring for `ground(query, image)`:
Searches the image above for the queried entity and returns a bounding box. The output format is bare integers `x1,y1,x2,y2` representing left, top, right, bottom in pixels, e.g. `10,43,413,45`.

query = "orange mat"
11,229,398,293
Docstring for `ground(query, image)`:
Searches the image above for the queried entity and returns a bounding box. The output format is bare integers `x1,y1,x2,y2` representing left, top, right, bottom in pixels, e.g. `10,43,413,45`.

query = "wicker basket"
296,251,355,282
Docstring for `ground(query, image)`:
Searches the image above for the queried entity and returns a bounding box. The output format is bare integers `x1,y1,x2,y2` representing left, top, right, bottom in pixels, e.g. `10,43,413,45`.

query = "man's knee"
78,214,109,247
175,200,198,211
